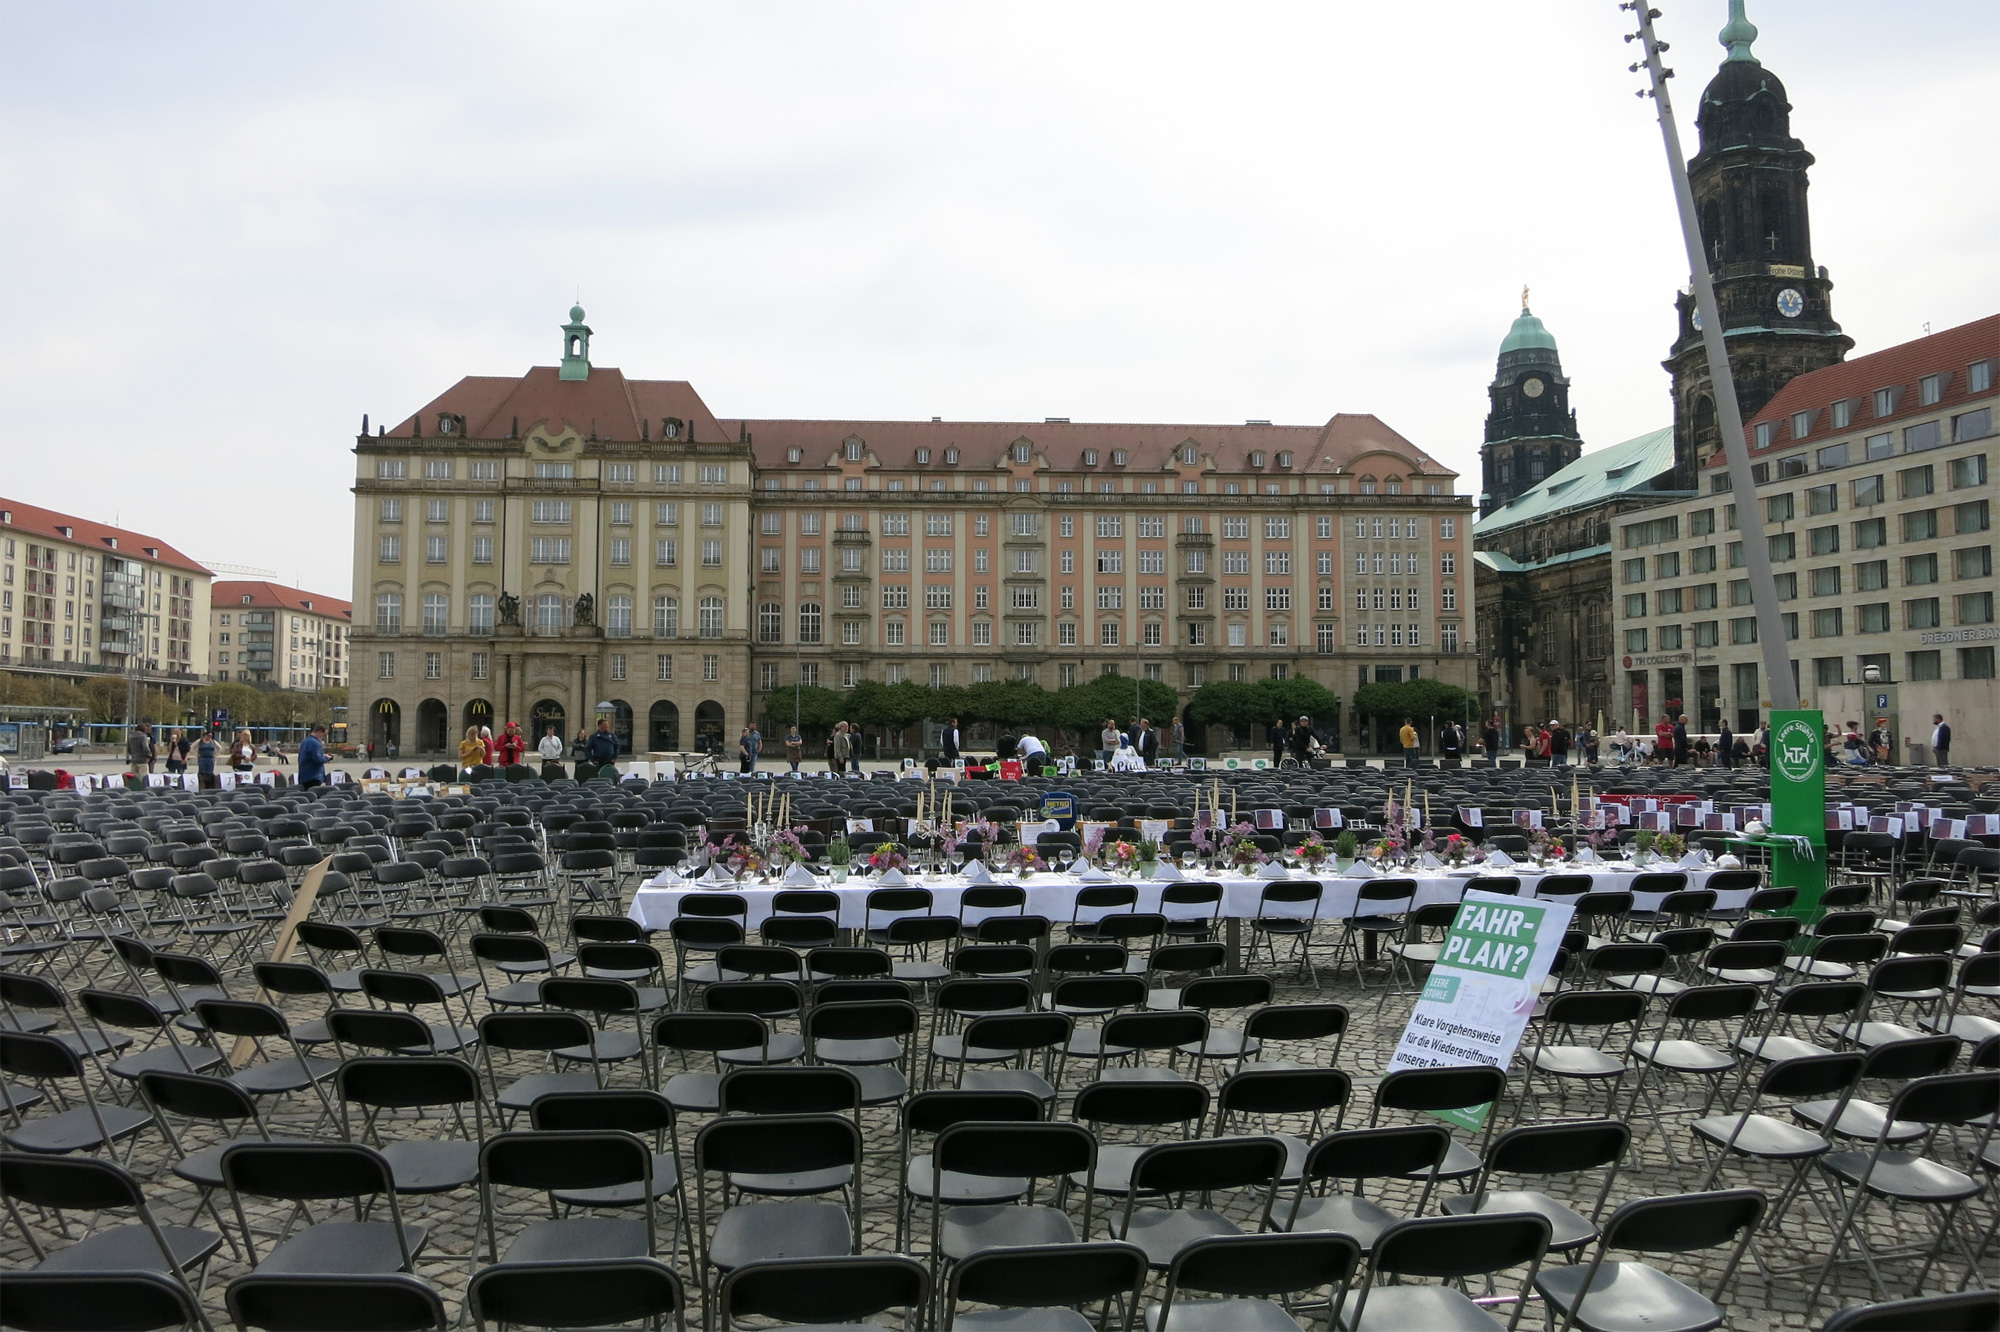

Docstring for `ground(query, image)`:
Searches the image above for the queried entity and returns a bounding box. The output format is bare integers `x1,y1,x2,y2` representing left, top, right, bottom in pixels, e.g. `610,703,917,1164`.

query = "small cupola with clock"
1479,289,1581,516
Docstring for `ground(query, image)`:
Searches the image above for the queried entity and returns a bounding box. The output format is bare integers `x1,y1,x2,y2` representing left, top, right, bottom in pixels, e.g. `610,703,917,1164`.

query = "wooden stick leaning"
232,855,332,1068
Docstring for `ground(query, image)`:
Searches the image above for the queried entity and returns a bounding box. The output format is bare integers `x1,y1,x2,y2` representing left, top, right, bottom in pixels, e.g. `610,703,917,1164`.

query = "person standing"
230,729,256,775
941,717,961,765
1673,714,1691,768
1137,718,1160,767
585,718,621,776
1869,718,1892,766
479,726,497,766
163,728,190,775
1481,720,1501,762
1399,717,1419,769
785,724,803,773
195,729,218,789
127,723,155,775
1438,720,1462,762
831,721,852,775
1287,716,1312,765
459,727,486,774
744,724,762,774
1580,724,1599,766
538,725,566,765
1550,721,1571,766
1717,719,1735,770
497,722,527,768
298,723,330,789
1100,719,1121,766
846,721,864,773
1170,716,1186,762
1931,714,1951,766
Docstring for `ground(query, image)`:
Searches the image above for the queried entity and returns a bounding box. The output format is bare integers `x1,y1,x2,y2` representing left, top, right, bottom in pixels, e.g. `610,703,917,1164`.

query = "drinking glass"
1182,849,1198,873
1057,848,1075,875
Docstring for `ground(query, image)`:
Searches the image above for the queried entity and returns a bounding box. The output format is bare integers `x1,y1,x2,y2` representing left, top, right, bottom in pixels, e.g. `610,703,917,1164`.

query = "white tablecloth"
627,866,1743,931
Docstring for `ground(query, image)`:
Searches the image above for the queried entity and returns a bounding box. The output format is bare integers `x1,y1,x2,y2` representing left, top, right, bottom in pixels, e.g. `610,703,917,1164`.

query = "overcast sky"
3,0,1995,599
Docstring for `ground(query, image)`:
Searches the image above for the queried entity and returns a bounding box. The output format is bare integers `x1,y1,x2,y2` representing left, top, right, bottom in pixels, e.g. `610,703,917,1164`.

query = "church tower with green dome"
1479,293,1582,517
1664,0,1851,490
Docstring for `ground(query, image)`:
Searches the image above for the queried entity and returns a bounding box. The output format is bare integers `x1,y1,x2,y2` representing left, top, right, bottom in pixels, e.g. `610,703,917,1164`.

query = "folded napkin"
1417,852,1443,871
1677,851,1707,869
700,866,732,886
962,859,993,882
782,862,819,886
1574,845,1600,864
875,868,909,887
1255,861,1290,879
1075,865,1113,883
1150,861,1186,881
1484,850,1514,868
651,869,686,886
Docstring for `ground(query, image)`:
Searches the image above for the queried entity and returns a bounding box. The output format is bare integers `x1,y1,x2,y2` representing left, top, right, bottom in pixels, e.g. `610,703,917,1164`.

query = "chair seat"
1789,1097,1926,1145
1633,1038,1735,1075
892,960,950,983
1064,1028,1133,1059
1535,1259,1722,1332
959,1068,1056,1099
1440,1189,1597,1251
941,1203,1078,1260
1415,1139,1484,1183
395,1023,480,1056
1074,1143,1150,1196
932,1034,1027,1064
257,1220,428,1275
730,1165,854,1196
499,950,575,975
1733,1034,1833,1063
52,1029,134,1059
1832,1020,1932,1049
1145,1299,1307,1331
707,1200,851,1270
33,1222,223,1275
486,981,547,1008
1921,1013,2000,1043
230,1055,341,1096
381,1139,482,1194
957,1308,1096,1331
3,1103,153,1154
718,1033,806,1064
1178,1030,1257,1061
107,1043,226,1081
1117,1208,1241,1269
663,1071,722,1113
0,1081,46,1114
1530,1046,1628,1078
1606,974,1688,998
0,1012,60,1034
1782,957,1858,981
1281,1192,1401,1252
175,1135,312,1188
1705,967,1780,986
501,1214,650,1263
1690,1113,1828,1161
904,1156,1028,1206
1819,1149,1983,1203
1099,1067,1195,1084
498,1071,602,1112
850,1064,909,1106
553,1030,643,1063
815,1036,904,1065
1335,1284,1508,1331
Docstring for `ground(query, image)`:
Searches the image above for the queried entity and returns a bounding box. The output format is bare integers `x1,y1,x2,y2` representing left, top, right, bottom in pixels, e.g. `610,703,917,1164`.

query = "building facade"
209,581,350,690
0,498,211,684
353,309,1477,757
1611,315,1998,760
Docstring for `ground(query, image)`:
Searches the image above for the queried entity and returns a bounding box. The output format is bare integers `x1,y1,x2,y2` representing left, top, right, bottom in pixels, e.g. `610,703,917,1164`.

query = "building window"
1958,591,1994,625
703,654,719,681
1856,603,1890,634
379,535,402,564
655,538,678,567
421,593,448,635
1956,546,1994,579
469,594,493,635
471,536,493,564
534,594,566,632
656,654,674,682
1962,646,1996,679
378,651,395,678
609,537,632,566
530,537,571,564
1730,618,1757,645
697,596,723,638
929,620,949,647
374,592,402,633
797,603,821,644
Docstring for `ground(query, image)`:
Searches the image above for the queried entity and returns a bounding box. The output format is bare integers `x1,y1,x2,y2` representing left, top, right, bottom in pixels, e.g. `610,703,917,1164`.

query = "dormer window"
944,448,959,465
1971,360,1994,394
1359,476,1377,495
915,447,930,464
1832,398,1855,429
1755,421,1777,448
1111,450,1127,467
1248,451,1265,468
1873,388,1898,418
1012,443,1031,464
436,413,463,436
241,595,252,604
661,419,681,440
1791,411,1812,439
787,448,802,464
1082,449,1098,466
1181,446,1198,465
1386,478,1403,494
1919,374,1942,406
1277,451,1293,469
844,441,864,462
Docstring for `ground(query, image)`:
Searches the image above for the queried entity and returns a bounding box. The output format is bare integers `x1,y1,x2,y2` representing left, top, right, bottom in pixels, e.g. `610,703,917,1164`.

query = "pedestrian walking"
1930,714,1951,766
831,721,852,774
1399,717,1420,768
1717,720,1735,770
785,724,804,773
298,723,330,789
1170,717,1186,762
127,723,155,775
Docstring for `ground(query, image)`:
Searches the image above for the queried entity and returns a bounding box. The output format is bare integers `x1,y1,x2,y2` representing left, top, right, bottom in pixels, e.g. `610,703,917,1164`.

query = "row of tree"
0,671,347,731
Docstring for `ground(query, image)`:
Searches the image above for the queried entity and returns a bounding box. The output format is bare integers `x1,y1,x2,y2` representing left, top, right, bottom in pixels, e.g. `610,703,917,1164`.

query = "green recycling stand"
1760,708,1829,924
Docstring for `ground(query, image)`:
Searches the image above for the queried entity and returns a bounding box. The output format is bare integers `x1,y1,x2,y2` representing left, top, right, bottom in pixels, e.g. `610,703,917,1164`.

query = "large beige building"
0,498,211,683
1610,315,1998,761
209,581,350,690
351,309,1476,758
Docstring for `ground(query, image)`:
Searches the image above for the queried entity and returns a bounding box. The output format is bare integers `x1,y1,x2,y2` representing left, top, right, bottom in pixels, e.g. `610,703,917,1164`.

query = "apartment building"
209,581,350,690
1610,315,1998,760
0,498,211,681
352,307,1475,757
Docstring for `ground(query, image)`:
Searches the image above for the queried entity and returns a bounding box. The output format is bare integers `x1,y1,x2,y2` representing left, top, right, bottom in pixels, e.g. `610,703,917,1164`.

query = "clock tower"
1665,0,1852,489
1479,293,1581,517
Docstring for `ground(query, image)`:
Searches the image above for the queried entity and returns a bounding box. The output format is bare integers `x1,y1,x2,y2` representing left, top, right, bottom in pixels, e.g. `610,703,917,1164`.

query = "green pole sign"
1766,707,1828,921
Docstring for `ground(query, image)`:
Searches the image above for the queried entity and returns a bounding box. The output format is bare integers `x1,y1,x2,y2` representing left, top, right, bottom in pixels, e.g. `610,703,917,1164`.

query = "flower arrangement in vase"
1004,844,1046,878
1296,833,1330,871
1137,838,1160,875
1631,829,1657,863
866,840,908,875
1224,821,1265,872
704,830,764,880
1442,832,1469,868
1105,838,1142,874
1652,831,1688,862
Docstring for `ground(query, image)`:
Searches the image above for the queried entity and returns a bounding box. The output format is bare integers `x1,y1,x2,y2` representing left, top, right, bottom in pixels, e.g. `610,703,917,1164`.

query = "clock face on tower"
1776,288,1805,319
1521,377,1545,399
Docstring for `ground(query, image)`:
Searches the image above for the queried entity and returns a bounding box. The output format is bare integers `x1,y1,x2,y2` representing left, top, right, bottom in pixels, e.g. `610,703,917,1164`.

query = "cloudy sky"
3,0,1995,598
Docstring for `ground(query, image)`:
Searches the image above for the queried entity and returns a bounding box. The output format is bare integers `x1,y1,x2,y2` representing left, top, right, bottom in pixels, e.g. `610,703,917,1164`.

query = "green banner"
1767,708,1828,921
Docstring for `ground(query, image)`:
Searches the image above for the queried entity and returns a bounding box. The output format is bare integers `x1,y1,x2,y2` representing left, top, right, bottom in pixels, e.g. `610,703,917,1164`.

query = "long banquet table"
627,865,1745,932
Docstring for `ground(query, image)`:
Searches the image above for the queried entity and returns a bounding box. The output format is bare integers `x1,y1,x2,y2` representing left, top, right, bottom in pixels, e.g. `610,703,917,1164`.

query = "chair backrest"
1218,1067,1352,1124
528,1088,675,1136
1754,1050,1866,1103
694,1112,861,1175
653,1011,768,1056
1128,1135,1287,1208
805,998,919,1044
1884,1069,2000,1128
901,1088,1045,1137
1598,1187,1766,1255
5,1269,208,1332
478,1009,594,1053
328,1005,436,1054
222,1140,395,1203
1103,1009,1207,1052
719,1256,929,1329
337,1055,482,1112
935,1120,1094,1184
1299,1123,1452,1185
962,1010,1074,1055
1374,1065,1508,1118
1073,1077,1210,1129
139,1066,262,1125
1819,1290,2000,1332
1366,1210,1552,1283
947,1241,1148,1316
481,1128,651,1193
718,1064,863,1115
1163,1231,1362,1311
467,1259,681,1332
1243,1001,1350,1045
1180,974,1275,1012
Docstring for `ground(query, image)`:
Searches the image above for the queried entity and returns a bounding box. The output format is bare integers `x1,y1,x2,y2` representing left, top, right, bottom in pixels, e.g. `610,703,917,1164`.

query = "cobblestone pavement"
4,902,1992,1330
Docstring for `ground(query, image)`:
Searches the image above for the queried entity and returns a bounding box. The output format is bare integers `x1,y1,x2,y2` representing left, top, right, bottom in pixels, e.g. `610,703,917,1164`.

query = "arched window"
698,596,723,638
653,595,679,638
374,592,402,633
798,603,822,645
606,595,632,638
758,602,782,644
534,594,565,632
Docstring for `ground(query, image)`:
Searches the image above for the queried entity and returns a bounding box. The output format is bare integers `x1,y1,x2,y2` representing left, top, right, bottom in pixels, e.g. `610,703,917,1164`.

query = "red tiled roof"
211,580,352,620
386,368,731,445
0,497,209,575
729,412,1456,477
1719,314,2000,463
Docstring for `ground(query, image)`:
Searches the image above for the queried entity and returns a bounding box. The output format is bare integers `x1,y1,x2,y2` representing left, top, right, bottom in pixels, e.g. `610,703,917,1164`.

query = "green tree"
1049,672,1178,735
187,682,266,729
1186,680,1266,734
1255,676,1340,726
961,679,1050,728
763,684,846,732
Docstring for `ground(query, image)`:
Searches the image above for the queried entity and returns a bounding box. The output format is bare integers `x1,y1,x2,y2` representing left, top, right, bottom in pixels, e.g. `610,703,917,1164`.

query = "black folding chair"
1151,1230,1362,1332
225,1273,448,1332
467,1257,684,1332
1535,1189,1766,1332
719,1255,929,1332
944,1240,1148,1331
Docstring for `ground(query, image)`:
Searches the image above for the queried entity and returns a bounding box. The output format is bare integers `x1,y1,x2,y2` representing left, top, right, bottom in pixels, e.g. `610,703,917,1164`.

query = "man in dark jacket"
1268,720,1288,765
585,719,620,773
1135,719,1159,766
1717,720,1735,770
298,724,331,789
1672,714,1691,768
941,718,961,763
1550,722,1571,765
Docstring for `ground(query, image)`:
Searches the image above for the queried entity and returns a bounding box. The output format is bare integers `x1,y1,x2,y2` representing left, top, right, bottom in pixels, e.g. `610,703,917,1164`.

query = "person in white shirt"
1016,732,1048,766
537,727,566,763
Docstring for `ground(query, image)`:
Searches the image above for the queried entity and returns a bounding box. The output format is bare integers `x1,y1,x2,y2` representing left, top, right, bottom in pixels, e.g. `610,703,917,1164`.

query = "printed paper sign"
1139,819,1171,844
1868,816,1904,837
1314,808,1346,830
1935,819,1967,840
1018,820,1057,844
846,819,874,834
1254,809,1286,831
1388,889,1575,1130
1455,807,1482,829
1512,810,1543,830
1826,811,1853,831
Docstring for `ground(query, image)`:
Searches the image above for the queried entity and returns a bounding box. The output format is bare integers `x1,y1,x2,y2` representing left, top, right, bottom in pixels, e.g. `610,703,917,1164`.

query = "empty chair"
1279,1124,1450,1256
719,1255,930,1332
221,1141,426,1276
478,1129,659,1266
467,1258,683,1332
692,1113,864,1314
0,1270,206,1332
1819,1290,2000,1331
1149,1231,1363,1332
1440,1120,1630,1256
0,1029,155,1160
945,1240,1150,1332
1335,1211,1552,1331
0,1152,221,1308
1112,1135,1290,1272
1534,1189,1766,1332
225,1273,449,1332
929,1119,1097,1282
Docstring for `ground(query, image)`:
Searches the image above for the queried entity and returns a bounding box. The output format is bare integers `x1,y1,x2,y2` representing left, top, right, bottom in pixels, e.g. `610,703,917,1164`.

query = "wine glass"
1057,847,1075,876
1182,848,1198,874
948,847,965,877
